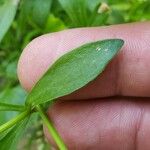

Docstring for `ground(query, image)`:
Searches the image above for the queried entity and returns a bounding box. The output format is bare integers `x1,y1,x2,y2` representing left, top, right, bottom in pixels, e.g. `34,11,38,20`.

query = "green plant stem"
0,102,25,112
36,105,68,150
0,109,30,133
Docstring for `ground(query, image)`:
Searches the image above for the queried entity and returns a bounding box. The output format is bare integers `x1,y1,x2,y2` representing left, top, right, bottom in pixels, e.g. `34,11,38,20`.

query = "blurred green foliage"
0,0,149,149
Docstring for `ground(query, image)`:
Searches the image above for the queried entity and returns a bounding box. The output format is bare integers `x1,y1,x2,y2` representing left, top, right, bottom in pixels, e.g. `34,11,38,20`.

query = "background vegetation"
0,0,150,149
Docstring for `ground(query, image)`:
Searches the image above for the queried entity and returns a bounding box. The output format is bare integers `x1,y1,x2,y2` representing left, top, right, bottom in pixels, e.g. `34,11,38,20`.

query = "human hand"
18,22,150,150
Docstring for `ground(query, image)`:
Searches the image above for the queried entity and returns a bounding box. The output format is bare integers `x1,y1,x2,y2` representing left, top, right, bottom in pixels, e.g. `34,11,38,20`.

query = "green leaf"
0,86,27,125
0,0,19,42
44,14,66,33
26,39,124,106
20,0,52,27
58,0,109,27
0,118,28,150
58,0,89,26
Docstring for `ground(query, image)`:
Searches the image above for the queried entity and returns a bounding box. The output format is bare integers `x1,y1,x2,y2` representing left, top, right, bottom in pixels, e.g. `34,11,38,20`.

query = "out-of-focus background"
0,0,150,149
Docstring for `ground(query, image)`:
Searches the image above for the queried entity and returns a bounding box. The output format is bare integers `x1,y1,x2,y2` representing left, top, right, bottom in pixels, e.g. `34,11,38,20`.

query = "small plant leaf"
26,39,124,107
58,0,109,27
20,0,52,27
0,0,19,42
0,118,28,150
58,0,89,26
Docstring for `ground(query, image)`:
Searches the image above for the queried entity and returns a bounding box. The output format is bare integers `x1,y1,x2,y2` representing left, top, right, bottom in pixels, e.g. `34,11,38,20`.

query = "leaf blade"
0,0,19,42
20,0,52,27
26,39,124,106
0,118,28,150
58,0,88,26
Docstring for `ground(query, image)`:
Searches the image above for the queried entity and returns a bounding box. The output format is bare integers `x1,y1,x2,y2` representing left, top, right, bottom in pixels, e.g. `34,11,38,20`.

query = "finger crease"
115,55,122,96
134,107,145,150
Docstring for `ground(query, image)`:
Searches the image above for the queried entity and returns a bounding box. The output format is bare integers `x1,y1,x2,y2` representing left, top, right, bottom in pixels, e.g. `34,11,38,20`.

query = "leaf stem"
0,102,25,112
0,109,30,133
36,105,68,150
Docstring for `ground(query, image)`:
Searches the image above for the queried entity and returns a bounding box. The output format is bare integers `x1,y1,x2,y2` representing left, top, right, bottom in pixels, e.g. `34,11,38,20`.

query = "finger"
45,98,150,150
18,22,150,98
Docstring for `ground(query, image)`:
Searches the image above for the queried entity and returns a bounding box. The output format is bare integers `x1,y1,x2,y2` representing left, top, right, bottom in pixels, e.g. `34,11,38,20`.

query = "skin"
18,22,150,150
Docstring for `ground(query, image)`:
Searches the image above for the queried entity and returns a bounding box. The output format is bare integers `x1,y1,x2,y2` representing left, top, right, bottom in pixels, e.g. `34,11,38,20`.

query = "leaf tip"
114,39,124,48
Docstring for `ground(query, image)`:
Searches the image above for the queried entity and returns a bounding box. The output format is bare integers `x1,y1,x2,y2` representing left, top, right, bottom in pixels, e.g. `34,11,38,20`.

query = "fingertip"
17,32,62,91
